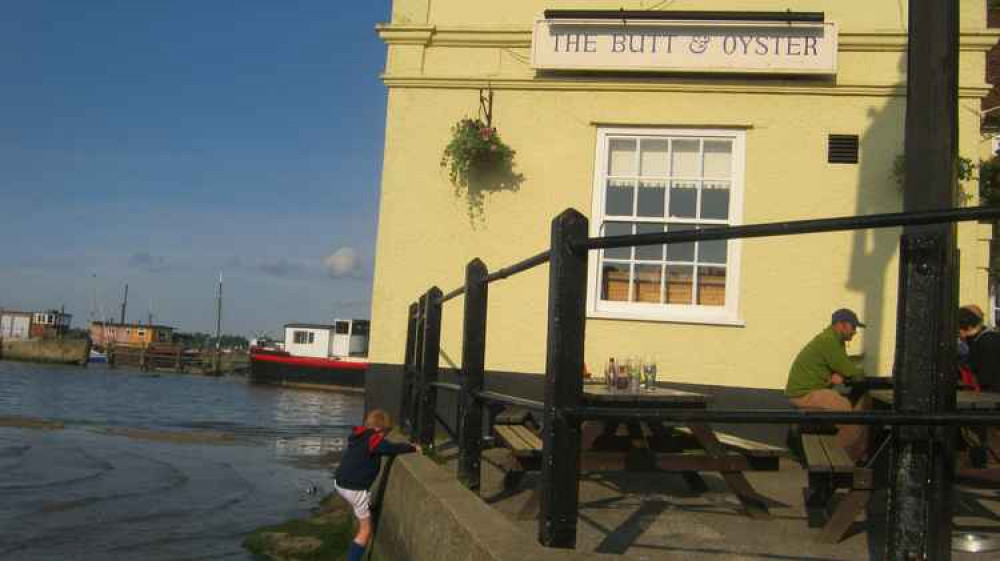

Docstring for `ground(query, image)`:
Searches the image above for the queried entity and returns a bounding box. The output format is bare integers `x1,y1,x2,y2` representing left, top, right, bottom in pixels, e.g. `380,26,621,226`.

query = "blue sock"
346,540,366,561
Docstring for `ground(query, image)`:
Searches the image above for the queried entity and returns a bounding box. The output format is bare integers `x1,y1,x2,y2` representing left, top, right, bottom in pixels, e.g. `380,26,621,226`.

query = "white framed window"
293,330,315,344
587,127,745,325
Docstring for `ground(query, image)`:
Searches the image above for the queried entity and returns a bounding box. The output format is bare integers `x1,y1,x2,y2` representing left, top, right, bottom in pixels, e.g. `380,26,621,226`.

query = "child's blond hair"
365,409,393,431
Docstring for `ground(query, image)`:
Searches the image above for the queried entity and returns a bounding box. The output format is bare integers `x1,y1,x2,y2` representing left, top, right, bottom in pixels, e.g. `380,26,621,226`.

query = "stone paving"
438,449,1000,561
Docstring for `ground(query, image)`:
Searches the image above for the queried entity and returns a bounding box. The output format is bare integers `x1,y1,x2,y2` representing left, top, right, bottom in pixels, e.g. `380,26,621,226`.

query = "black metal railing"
399,205,1000,550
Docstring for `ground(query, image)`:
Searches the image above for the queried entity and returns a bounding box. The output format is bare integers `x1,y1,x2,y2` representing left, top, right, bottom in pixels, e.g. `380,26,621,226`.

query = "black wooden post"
417,287,443,449
887,2,959,559
400,302,419,430
409,295,427,438
539,209,588,548
458,259,489,492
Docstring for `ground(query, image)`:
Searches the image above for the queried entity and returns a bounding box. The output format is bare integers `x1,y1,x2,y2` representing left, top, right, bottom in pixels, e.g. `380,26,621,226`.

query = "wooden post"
400,302,419,428
417,287,443,449
409,296,427,436
887,2,959,560
458,259,489,492
539,209,588,549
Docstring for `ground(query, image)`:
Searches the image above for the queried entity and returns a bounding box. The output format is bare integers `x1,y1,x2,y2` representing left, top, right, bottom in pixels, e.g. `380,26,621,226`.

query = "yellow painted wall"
372,1,997,389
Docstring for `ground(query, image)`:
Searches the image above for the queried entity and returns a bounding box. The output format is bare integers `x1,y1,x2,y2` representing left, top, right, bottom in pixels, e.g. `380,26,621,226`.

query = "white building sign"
532,19,838,75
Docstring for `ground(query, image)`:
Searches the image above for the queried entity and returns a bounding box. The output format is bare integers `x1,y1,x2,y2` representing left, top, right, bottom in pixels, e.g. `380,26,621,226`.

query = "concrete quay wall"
0,338,90,366
371,453,614,561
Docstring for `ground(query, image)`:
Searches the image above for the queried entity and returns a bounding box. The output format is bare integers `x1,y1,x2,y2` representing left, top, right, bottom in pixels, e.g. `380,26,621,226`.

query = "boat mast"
215,272,223,374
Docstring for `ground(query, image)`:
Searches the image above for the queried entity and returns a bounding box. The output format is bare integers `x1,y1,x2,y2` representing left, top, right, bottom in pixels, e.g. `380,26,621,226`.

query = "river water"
0,361,365,561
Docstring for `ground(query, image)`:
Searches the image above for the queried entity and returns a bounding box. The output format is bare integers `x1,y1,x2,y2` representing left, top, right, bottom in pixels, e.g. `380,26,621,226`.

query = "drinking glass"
643,355,657,390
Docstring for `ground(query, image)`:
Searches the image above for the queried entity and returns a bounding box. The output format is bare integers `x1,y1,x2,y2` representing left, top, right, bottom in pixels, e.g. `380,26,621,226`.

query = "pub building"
366,1,998,437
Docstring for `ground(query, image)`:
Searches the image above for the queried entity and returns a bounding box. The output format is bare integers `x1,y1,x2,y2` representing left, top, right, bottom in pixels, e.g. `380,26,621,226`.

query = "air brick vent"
828,134,859,164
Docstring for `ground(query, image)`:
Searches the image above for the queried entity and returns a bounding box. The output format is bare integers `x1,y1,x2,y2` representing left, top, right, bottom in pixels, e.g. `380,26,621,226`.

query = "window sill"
587,308,746,327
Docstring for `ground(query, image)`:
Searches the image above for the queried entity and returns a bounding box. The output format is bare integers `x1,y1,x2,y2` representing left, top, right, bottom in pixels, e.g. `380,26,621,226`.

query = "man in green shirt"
786,308,867,461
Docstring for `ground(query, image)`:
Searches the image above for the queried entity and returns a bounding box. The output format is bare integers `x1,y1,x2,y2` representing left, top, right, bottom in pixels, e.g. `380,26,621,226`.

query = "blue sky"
0,1,391,337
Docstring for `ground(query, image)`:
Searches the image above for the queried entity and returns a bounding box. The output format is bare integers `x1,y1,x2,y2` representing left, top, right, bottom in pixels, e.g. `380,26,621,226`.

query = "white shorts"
335,481,371,520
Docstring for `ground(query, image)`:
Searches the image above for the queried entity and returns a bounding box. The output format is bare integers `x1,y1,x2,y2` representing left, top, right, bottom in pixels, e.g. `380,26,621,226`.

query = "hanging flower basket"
440,118,524,224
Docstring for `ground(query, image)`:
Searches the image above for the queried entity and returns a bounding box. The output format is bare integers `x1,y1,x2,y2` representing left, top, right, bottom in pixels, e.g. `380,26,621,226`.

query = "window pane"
637,180,666,217
667,223,695,262
701,181,730,220
601,262,631,302
669,180,697,218
608,138,637,176
635,223,664,261
640,139,669,176
604,222,633,260
671,139,700,177
703,140,733,179
697,266,727,306
606,179,634,216
698,226,728,264
634,265,663,303
665,265,694,304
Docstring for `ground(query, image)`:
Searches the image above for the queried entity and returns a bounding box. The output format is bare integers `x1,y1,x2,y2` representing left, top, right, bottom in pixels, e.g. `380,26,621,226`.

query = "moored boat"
249,319,369,392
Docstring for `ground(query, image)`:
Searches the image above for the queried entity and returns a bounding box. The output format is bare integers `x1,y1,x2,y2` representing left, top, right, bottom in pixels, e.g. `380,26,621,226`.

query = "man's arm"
825,340,863,381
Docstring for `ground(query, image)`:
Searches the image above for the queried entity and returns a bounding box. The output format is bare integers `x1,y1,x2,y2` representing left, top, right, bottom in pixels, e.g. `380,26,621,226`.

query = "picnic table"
800,385,1000,542
586,386,782,517
869,388,1000,410
491,386,782,519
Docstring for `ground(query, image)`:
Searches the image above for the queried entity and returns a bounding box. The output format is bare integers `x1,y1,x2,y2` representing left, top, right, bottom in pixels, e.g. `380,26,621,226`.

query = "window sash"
589,127,744,324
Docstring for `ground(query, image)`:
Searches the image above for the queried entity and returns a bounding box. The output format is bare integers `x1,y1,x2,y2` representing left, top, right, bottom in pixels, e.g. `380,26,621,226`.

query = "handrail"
575,206,1000,252
473,390,546,411
429,381,461,393
439,250,551,304
484,250,550,283
440,287,465,303
569,406,1000,426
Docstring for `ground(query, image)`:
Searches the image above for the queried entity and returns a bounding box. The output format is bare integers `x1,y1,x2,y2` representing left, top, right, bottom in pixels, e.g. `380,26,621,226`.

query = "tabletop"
583,386,712,406
869,389,1000,410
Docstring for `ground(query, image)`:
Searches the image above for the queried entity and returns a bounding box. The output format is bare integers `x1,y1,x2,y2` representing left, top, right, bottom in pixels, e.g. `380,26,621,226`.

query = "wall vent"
828,134,859,164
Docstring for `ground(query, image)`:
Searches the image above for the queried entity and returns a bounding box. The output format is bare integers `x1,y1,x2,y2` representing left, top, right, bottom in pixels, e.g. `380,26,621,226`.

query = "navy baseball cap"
831,308,865,328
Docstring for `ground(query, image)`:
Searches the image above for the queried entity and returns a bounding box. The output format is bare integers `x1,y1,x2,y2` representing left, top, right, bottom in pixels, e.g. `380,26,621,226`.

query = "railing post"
417,287,443,449
458,259,489,492
408,296,427,437
886,2,959,559
539,209,588,549
888,235,958,561
400,302,419,430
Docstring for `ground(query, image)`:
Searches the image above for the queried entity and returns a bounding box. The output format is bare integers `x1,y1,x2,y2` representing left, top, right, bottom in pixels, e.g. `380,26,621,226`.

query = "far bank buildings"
366,1,1000,412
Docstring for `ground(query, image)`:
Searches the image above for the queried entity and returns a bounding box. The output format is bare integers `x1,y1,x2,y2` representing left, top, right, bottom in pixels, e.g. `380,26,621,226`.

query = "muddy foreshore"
243,493,355,561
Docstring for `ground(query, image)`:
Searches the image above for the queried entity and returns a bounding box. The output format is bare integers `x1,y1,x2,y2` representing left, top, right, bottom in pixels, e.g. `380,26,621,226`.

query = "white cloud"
323,247,362,278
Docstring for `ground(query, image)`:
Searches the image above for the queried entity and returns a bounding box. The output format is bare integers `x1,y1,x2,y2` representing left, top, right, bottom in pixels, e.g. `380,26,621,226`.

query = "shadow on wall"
846,57,906,378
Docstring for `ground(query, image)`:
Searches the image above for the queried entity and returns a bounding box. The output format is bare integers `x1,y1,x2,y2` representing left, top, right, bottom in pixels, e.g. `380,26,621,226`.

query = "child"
334,409,418,561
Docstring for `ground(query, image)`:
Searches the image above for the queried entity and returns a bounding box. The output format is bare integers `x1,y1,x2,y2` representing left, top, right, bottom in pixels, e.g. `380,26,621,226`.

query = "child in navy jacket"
334,409,418,561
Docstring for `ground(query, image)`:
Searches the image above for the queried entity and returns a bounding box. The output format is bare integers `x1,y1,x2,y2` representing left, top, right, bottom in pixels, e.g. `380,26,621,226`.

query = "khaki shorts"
335,481,371,520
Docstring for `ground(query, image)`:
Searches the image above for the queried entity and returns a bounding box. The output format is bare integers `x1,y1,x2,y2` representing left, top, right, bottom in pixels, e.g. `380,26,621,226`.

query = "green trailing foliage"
440,118,524,225
892,153,986,204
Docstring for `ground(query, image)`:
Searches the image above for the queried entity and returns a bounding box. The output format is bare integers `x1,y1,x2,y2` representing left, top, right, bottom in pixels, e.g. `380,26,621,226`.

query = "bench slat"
802,434,833,472
495,425,541,455
819,435,853,472
510,425,542,450
675,427,786,457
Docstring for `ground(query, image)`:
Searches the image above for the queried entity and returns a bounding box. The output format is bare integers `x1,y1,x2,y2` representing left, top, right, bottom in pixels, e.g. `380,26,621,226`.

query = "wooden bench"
672,427,785,470
492,420,543,519
801,433,873,544
492,407,543,493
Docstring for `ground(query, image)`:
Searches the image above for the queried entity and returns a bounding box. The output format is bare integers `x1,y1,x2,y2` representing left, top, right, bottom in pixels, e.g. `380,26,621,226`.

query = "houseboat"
249,319,369,391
